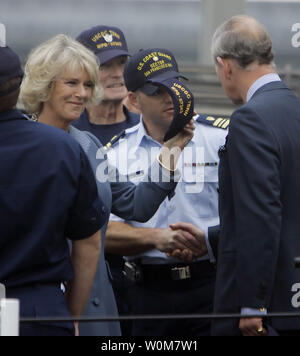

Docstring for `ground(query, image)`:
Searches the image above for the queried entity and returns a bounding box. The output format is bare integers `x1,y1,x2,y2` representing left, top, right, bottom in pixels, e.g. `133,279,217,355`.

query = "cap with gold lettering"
124,48,188,94
76,25,129,66
147,78,194,141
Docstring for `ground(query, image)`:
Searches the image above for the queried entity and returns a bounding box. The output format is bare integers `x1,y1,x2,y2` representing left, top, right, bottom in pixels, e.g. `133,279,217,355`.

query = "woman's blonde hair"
20,34,103,114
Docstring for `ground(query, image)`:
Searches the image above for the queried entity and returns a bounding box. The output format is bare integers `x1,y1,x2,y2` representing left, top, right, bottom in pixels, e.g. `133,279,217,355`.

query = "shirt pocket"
181,166,219,218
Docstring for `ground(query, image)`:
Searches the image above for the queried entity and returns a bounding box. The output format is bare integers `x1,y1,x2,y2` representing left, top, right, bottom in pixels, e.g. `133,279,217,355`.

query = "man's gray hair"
211,15,274,69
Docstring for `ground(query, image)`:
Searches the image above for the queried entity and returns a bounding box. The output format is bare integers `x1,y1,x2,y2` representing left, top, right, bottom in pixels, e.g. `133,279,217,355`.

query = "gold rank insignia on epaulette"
196,114,230,130
103,130,126,151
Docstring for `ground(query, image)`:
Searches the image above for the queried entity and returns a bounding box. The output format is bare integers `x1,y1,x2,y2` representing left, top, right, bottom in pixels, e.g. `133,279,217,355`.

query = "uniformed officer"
0,44,106,336
106,48,228,336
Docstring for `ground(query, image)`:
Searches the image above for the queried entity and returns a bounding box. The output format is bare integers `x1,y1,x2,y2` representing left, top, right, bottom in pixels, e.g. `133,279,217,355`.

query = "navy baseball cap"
0,46,23,95
147,77,194,141
124,48,188,94
76,25,129,66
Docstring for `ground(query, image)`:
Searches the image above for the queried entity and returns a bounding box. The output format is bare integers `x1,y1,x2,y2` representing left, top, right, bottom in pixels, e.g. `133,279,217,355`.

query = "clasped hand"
156,222,207,263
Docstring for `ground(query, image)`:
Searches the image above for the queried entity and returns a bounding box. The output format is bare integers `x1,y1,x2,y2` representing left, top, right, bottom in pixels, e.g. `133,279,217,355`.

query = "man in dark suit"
171,15,300,336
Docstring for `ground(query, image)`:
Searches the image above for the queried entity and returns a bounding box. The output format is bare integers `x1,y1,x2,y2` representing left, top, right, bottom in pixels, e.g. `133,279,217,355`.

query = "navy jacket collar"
251,81,289,100
0,109,28,122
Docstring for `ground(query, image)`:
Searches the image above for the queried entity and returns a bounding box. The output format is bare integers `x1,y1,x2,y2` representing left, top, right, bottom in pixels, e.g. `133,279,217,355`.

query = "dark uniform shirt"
72,106,140,145
0,109,107,289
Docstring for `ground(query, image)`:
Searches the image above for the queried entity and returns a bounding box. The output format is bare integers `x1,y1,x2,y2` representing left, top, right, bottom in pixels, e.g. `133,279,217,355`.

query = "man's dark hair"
0,77,21,112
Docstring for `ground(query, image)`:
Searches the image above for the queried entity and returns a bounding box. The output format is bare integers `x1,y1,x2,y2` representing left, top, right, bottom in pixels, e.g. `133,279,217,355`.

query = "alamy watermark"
95,142,213,194
291,23,300,48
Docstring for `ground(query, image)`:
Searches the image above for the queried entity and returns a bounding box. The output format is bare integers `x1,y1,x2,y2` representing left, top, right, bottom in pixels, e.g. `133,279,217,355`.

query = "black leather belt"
134,260,215,283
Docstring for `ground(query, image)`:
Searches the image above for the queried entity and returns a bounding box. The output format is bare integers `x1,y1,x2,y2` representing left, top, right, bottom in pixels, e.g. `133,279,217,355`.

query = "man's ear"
216,56,224,67
217,57,234,80
127,91,140,111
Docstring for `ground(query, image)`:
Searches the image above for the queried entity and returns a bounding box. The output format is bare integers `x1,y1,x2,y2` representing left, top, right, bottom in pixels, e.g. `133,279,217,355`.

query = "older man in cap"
74,25,140,145
0,43,106,336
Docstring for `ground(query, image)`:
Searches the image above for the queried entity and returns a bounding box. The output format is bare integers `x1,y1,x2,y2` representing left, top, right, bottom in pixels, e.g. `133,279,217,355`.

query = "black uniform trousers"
6,283,74,336
126,260,216,336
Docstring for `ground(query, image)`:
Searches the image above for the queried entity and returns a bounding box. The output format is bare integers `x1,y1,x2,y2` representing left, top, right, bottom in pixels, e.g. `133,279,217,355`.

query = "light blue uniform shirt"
108,116,227,264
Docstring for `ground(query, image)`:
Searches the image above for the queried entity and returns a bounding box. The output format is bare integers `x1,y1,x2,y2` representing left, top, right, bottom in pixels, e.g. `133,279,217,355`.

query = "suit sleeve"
66,148,108,240
228,107,281,308
207,225,220,261
110,159,179,222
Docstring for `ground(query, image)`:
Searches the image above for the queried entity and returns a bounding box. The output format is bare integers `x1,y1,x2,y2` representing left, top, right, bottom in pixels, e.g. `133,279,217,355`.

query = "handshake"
155,222,208,263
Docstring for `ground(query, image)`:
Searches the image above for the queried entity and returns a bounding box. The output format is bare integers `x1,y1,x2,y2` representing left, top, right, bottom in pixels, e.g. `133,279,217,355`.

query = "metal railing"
1,302,300,336
1,261,300,336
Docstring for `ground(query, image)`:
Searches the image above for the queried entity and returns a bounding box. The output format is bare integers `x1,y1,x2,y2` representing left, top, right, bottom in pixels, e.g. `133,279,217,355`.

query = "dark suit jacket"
211,81,300,335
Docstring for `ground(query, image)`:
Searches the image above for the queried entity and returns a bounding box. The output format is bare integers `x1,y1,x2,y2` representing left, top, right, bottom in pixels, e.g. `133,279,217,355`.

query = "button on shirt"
108,118,227,264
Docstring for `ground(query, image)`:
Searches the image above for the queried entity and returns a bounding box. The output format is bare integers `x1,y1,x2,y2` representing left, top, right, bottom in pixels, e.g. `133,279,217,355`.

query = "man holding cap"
0,44,105,336
74,25,140,145
106,48,228,336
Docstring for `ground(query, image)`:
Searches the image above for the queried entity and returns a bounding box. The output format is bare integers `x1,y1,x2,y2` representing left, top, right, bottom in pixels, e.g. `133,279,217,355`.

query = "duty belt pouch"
123,261,143,283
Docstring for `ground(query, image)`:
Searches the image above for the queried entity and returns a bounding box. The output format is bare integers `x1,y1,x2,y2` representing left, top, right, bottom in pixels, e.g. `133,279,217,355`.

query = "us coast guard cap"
76,25,130,66
124,48,188,94
0,45,23,95
158,78,194,141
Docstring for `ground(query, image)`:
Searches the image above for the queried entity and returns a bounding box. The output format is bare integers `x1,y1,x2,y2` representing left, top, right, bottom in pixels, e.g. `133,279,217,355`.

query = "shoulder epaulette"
195,113,230,130
103,123,140,151
103,130,126,151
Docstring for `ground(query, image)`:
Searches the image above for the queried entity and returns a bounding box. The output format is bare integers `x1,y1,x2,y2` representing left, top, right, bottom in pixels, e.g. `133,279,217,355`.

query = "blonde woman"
20,34,194,336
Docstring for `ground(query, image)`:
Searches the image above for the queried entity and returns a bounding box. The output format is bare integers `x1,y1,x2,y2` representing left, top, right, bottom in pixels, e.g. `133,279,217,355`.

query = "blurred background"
1,0,299,115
